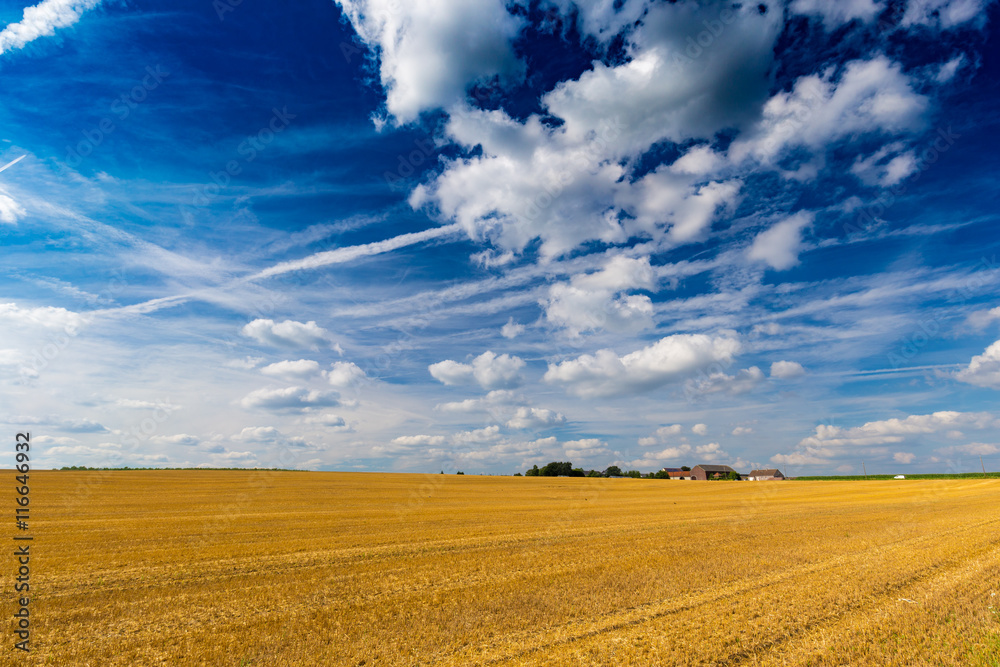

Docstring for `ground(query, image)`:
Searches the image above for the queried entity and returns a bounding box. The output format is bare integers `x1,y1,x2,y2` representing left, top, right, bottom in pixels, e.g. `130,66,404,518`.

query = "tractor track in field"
720,536,1000,666
434,515,1000,666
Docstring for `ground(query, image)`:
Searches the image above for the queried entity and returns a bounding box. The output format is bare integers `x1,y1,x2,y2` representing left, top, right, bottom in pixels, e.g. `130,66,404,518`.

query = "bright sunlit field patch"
4,472,999,665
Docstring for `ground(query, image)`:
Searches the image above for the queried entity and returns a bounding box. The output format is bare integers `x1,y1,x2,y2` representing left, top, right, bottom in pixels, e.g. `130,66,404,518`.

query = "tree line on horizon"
515,462,695,478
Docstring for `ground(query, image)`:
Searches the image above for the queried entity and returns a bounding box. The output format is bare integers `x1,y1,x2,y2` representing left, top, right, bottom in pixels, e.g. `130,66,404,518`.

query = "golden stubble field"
2,471,999,666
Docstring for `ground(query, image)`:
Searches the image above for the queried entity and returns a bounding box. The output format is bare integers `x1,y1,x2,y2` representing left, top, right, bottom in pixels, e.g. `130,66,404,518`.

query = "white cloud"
850,143,919,187
770,360,806,379
936,442,1000,457
773,411,999,466
260,359,321,380
429,350,525,390
747,212,814,271
335,0,524,124
150,434,200,447
563,438,610,460
955,340,1000,389
545,333,740,398
543,255,656,336
0,302,85,332
226,356,264,369
692,423,708,436
0,192,25,224
0,0,102,55
901,0,987,29
235,426,282,442
454,425,502,444
966,307,1000,330
686,366,765,396
505,407,565,429
790,0,884,29
242,319,338,350
893,451,916,464
435,389,521,413
390,434,447,446
501,317,524,339
303,412,351,430
638,424,684,446
239,386,340,412
935,55,965,83
729,56,928,168
409,2,779,260
326,361,367,388
731,426,753,436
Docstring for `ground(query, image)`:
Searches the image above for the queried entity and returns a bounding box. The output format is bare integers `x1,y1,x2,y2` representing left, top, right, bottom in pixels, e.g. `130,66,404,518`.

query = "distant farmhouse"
660,467,693,480
746,469,785,481
691,464,739,480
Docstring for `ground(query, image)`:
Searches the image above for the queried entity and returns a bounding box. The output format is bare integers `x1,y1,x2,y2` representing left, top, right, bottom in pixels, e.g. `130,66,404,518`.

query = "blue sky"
1,0,999,475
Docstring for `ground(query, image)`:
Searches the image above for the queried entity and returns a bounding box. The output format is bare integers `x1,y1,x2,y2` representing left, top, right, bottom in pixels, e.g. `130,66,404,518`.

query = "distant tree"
513,472,522,476
570,468,585,477
540,461,573,476
625,470,642,478
681,466,691,471
726,471,741,480
604,465,623,477
654,469,670,479
526,465,540,477
456,471,465,475
586,470,602,477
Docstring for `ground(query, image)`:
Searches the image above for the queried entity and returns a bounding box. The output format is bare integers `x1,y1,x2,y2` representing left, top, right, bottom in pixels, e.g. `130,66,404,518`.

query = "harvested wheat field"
4,471,1000,666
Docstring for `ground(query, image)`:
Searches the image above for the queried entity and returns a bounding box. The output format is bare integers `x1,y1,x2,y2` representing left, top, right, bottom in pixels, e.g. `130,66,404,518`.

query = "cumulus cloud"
429,351,525,390
149,434,200,447
454,425,502,444
773,411,999,466
409,2,778,260
501,317,524,339
747,212,814,271
336,0,524,124
545,333,740,398
770,360,806,379
850,143,919,187
303,412,351,430
240,386,340,412
692,423,708,436
542,255,656,336
936,442,1000,457
563,438,610,460
729,56,928,169
0,302,86,332
0,0,102,55
686,366,765,396
435,389,521,413
242,319,338,350
505,406,565,429
638,424,684,446
893,451,916,464
226,356,264,369
390,434,447,447
955,340,1000,388
731,426,753,435
966,307,1000,330
260,359,321,380
326,361,367,388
